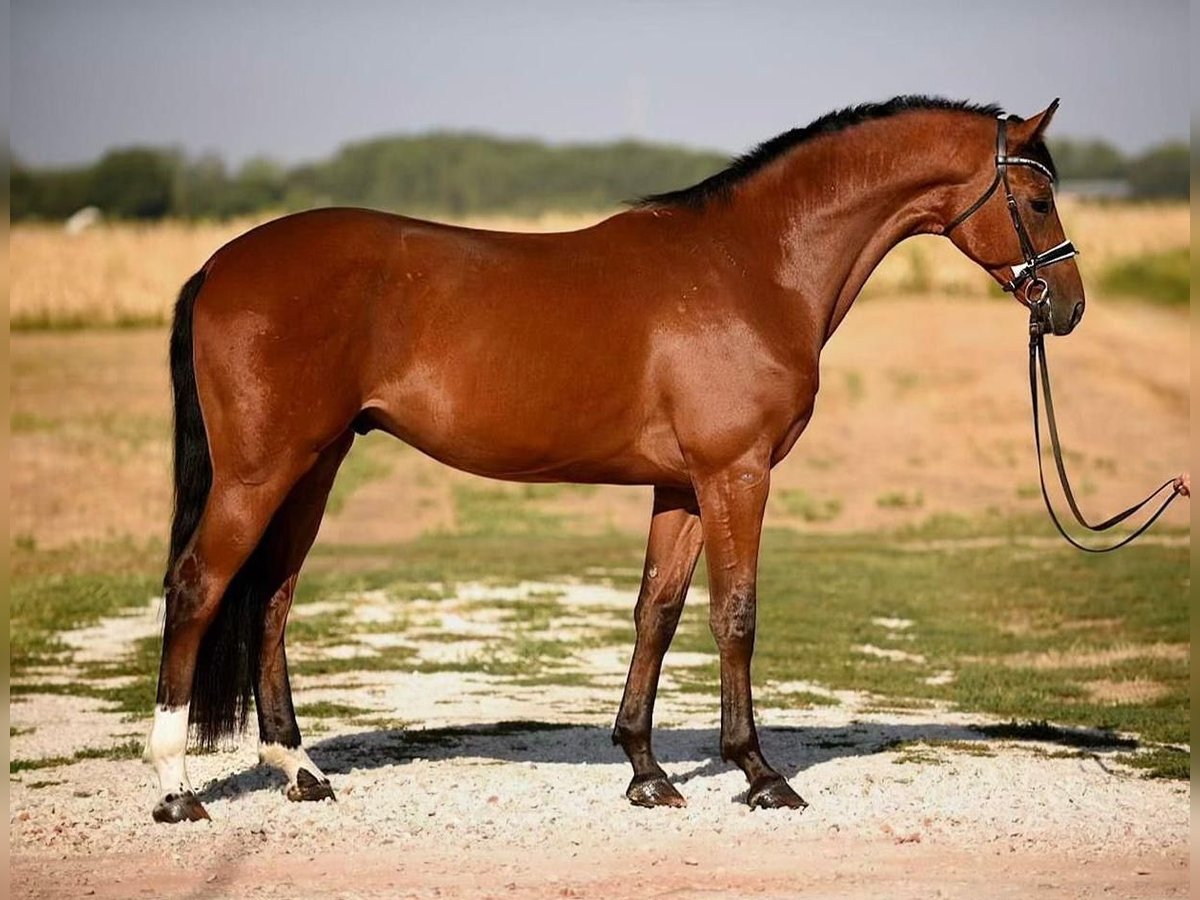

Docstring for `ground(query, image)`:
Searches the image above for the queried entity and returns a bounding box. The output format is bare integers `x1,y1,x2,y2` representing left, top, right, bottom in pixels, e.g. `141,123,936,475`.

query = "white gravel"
9,580,1190,898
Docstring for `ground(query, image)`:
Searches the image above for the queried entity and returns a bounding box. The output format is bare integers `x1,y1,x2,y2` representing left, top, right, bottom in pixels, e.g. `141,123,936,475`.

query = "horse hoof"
287,768,336,802
626,773,687,808
747,775,807,811
152,791,210,824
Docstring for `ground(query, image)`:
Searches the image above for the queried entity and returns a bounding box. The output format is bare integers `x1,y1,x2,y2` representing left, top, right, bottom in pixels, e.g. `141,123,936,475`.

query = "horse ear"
1010,98,1060,149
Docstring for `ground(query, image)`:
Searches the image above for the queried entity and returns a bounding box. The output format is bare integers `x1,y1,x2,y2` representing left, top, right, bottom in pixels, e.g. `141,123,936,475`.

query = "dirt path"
12,840,1188,899
10,581,1190,899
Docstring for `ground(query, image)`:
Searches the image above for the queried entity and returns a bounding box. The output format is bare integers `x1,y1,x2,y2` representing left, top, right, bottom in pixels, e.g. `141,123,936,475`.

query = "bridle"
944,113,1078,335
944,113,1184,552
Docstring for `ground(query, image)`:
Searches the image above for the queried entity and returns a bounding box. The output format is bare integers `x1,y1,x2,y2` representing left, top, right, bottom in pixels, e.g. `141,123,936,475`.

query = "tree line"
9,131,1188,222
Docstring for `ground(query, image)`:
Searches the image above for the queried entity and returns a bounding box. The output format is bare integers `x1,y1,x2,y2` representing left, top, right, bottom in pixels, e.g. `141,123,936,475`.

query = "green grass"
1114,746,1189,780
10,739,144,774
9,513,1189,778
876,490,924,510
772,489,843,523
326,433,396,515
1099,247,1190,306
294,701,375,719
450,484,568,536
671,526,1189,766
9,570,161,670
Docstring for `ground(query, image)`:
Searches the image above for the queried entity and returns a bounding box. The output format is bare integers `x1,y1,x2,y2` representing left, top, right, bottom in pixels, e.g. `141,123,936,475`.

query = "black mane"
639,95,1020,208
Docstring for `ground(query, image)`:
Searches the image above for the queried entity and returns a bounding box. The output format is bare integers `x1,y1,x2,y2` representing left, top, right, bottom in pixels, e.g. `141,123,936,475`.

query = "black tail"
166,270,273,749
167,271,212,570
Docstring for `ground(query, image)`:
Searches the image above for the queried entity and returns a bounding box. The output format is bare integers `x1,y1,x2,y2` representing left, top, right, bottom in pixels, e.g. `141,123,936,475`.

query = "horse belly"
362,340,687,486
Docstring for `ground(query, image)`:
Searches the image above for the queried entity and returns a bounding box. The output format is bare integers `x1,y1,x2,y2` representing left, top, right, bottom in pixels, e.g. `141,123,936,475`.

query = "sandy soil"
10,582,1190,899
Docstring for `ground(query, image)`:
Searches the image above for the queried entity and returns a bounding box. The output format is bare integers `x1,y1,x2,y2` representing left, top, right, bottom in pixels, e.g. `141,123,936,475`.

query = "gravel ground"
10,582,1190,899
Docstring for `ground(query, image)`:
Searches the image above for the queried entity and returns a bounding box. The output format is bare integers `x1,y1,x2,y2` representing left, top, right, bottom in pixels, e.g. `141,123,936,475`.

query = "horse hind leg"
254,432,354,802
147,458,315,824
612,487,703,807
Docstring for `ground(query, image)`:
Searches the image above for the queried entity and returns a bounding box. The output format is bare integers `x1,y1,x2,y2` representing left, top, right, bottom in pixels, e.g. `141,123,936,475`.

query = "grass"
772,489,843,523
670,525,1189,768
10,739,144,774
9,213,610,331
451,484,568,536
295,701,375,719
1114,746,1189,780
8,204,1190,334
1099,248,1190,306
9,570,161,670
326,433,395,515
8,512,1189,778
876,490,924,510
860,200,1189,300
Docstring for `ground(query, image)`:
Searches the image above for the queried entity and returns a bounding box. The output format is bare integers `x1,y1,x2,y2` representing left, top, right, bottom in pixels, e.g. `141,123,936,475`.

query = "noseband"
944,115,1078,335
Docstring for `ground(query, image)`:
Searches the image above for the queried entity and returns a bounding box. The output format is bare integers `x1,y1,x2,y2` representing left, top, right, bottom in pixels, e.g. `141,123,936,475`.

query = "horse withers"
145,96,1083,823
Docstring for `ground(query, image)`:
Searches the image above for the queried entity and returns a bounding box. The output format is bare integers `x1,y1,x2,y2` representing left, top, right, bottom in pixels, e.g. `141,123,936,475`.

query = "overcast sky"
10,0,1190,168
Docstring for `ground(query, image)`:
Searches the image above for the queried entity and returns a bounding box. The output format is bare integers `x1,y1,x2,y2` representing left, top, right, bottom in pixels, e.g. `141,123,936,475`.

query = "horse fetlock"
610,719,646,751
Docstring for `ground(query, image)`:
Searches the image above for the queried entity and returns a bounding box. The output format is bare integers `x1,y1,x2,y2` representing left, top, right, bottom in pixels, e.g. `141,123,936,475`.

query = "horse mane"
638,95,1052,209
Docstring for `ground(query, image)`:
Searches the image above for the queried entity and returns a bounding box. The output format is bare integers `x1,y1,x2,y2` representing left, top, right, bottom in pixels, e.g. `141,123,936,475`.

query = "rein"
1028,324,1183,552
946,111,1185,551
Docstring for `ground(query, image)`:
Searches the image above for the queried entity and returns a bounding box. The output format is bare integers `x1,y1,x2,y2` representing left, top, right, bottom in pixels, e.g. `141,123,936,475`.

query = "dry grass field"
9,211,605,329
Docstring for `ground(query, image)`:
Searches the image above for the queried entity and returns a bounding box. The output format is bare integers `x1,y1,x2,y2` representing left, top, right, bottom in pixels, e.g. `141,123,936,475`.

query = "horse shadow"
197,717,1138,803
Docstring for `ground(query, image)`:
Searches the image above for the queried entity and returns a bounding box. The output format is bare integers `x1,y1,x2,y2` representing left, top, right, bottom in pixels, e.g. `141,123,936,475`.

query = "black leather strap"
1028,330,1182,552
944,171,1000,235
945,116,1077,295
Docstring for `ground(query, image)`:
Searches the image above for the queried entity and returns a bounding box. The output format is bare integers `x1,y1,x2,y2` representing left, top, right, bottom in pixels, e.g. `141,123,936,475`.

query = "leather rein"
944,114,1184,552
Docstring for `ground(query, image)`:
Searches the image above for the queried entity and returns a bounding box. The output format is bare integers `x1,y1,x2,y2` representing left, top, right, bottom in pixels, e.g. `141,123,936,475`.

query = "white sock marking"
145,704,193,796
259,742,326,785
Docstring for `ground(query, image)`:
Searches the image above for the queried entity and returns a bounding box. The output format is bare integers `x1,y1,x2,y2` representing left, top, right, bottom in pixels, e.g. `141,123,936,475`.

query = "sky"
9,0,1191,169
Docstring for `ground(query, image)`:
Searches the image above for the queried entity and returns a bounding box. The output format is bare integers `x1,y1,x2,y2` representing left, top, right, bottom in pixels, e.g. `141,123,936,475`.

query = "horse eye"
1030,198,1052,214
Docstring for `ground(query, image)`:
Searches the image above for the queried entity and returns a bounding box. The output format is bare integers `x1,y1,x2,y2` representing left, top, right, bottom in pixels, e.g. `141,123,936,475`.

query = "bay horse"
146,96,1085,823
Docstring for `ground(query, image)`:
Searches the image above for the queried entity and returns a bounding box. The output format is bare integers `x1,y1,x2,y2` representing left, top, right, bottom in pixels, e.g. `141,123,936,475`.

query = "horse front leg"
694,459,807,810
613,486,703,807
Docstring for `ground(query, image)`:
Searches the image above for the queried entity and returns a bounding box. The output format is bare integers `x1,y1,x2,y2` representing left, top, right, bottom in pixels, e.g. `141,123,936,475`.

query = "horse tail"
166,269,272,748
167,270,211,572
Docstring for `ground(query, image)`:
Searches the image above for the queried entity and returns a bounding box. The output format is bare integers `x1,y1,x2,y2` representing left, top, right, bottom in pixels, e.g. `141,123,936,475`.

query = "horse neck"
719,116,978,341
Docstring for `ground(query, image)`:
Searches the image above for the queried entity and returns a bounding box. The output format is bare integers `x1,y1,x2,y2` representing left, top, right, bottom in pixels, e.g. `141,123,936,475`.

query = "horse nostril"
1070,301,1084,328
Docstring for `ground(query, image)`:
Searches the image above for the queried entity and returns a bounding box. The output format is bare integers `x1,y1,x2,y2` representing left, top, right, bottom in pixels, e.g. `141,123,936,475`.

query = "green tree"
1046,138,1126,181
88,147,176,219
1126,143,1188,199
